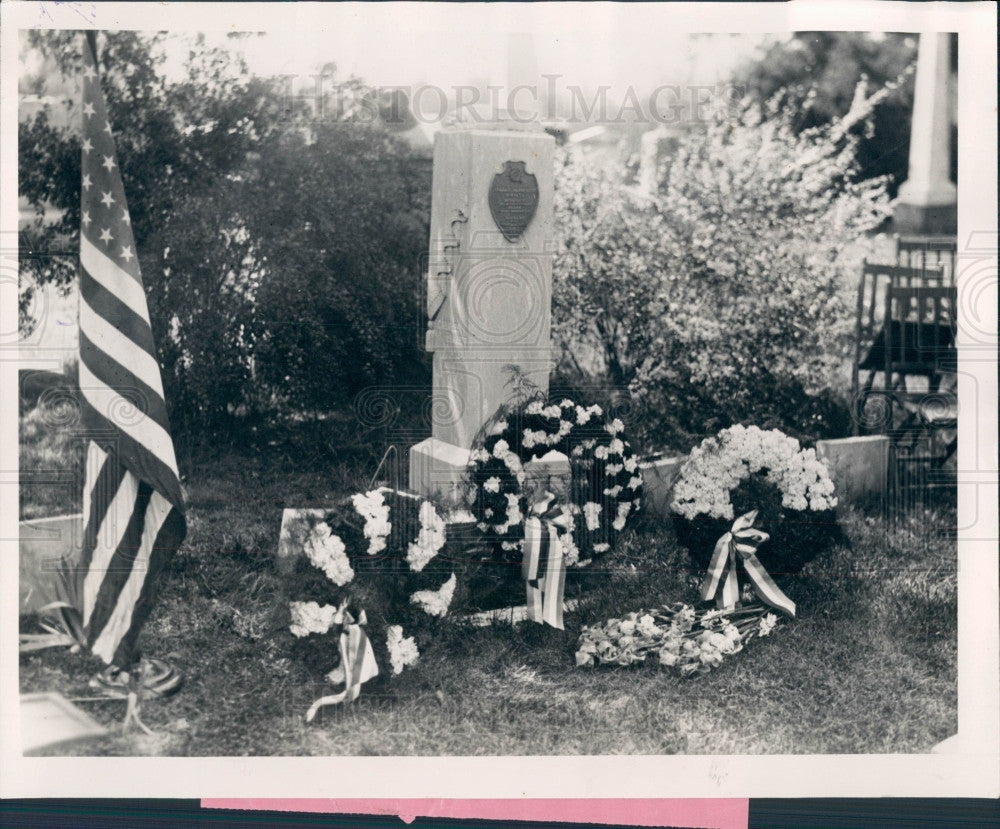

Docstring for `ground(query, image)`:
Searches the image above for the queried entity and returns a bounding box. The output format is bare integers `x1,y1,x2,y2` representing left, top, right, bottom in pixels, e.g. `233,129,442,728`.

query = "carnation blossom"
351,490,391,554
407,500,446,572
505,493,523,526
582,501,602,531
410,573,457,617
289,601,338,638
560,531,580,566
305,522,354,586
759,613,778,637
386,625,419,675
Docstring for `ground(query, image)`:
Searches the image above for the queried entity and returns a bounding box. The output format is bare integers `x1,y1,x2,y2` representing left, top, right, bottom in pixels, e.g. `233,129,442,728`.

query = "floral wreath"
670,424,837,521
285,487,452,717
467,395,644,564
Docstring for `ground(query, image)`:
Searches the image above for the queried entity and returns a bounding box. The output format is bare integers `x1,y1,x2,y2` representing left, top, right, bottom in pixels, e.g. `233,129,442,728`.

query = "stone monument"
895,32,957,235
409,38,557,505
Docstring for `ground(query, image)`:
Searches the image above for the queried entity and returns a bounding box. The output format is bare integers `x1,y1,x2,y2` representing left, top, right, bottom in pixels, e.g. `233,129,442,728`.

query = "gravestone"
409,96,556,504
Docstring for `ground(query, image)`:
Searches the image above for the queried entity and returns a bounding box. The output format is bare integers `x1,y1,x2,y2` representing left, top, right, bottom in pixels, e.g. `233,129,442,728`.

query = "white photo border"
1,0,996,800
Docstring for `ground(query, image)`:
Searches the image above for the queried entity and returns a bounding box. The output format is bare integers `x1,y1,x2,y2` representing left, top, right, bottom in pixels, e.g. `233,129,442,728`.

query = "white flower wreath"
671,424,838,521
468,396,643,562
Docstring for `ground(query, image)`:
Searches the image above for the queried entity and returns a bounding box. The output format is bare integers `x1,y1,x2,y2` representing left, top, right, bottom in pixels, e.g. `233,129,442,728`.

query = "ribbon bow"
305,602,380,721
700,510,796,618
522,493,573,629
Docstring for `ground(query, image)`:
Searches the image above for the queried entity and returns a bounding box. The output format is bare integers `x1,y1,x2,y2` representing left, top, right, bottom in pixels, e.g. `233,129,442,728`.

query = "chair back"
851,262,945,431
855,262,944,350
883,284,957,378
894,236,957,286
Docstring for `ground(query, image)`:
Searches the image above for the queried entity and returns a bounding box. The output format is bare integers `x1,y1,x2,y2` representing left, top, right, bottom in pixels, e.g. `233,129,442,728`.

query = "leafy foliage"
19,32,429,435
552,86,894,451
732,32,922,194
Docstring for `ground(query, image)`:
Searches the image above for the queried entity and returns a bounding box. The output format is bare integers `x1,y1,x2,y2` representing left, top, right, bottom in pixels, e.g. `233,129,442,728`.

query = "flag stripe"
81,442,105,525
79,445,126,573
105,504,186,666
90,489,174,663
80,293,163,396
82,469,140,625
80,235,149,322
85,479,152,638
78,359,180,479
79,392,184,513
80,332,171,433
79,266,157,359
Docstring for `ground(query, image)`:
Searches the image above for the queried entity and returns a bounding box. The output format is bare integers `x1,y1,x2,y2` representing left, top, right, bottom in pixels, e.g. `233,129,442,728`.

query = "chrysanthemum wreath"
284,488,451,719
467,396,644,569
670,424,840,573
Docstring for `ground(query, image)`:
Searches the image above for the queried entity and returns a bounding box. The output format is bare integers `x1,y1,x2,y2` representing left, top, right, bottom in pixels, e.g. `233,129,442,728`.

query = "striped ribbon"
522,494,573,629
700,510,796,618
305,606,380,721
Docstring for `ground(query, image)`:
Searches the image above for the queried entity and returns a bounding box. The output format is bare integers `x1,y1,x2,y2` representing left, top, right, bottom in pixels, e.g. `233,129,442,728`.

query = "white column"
896,33,956,234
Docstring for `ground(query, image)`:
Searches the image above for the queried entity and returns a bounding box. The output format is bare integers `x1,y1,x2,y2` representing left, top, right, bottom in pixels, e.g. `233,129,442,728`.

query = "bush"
20,32,431,436
552,85,894,451
249,122,431,417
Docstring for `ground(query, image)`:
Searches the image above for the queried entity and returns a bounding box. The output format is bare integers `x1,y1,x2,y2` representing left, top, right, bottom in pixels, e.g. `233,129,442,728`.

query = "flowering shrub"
670,425,842,573
552,81,896,449
576,603,782,676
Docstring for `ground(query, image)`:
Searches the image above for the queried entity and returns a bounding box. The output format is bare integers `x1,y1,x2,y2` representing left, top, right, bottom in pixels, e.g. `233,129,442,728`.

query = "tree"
732,32,919,195
19,31,430,435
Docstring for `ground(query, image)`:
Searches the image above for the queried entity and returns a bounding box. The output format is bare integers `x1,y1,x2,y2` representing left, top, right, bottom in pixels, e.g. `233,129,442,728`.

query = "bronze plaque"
488,161,539,242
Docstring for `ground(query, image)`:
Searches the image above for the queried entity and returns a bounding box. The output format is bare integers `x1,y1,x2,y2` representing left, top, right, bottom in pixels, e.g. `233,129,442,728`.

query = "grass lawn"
19,415,957,756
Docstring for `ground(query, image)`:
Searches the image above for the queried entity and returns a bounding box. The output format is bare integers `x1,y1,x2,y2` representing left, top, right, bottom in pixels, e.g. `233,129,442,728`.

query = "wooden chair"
883,283,958,473
851,261,944,434
883,284,957,387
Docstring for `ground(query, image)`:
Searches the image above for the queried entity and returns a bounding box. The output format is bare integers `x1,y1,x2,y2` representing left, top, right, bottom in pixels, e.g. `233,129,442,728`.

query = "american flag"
75,33,186,667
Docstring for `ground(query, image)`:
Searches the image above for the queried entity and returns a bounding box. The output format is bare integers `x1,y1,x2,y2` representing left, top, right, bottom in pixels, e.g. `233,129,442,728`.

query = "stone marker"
276,508,328,576
639,455,687,518
816,435,890,506
409,122,556,504
21,691,107,754
895,33,957,235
